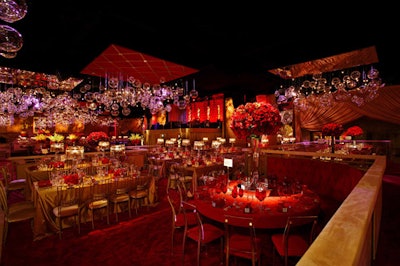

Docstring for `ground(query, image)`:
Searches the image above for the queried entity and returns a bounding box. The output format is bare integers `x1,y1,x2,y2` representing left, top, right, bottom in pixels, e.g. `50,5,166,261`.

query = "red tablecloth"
193,183,320,229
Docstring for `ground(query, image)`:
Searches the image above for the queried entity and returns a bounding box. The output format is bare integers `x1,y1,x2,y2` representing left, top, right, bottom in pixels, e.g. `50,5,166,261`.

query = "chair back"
133,176,149,191
148,158,163,180
176,179,188,201
166,186,178,216
181,200,203,239
224,214,260,265
111,176,132,195
1,166,15,187
54,183,84,209
284,215,318,243
90,178,112,201
282,215,319,257
0,180,8,213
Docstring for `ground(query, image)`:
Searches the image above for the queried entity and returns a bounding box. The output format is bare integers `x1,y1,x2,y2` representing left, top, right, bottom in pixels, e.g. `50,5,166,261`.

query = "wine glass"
231,185,238,206
221,181,227,194
238,185,244,198
255,184,266,212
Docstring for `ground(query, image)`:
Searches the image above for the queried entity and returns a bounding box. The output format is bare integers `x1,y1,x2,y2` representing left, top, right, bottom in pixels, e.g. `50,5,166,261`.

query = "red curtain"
185,94,224,122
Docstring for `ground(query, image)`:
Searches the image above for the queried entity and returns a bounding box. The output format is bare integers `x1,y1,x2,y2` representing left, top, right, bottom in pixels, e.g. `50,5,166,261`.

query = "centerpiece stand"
230,101,282,195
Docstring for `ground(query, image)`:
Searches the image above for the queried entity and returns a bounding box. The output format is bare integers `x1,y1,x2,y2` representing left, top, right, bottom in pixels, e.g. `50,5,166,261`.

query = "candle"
182,139,190,146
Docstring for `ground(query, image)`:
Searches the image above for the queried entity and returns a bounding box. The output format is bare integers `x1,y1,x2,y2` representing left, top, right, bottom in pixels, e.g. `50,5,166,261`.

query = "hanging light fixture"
275,64,385,111
0,0,28,58
0,66,200,127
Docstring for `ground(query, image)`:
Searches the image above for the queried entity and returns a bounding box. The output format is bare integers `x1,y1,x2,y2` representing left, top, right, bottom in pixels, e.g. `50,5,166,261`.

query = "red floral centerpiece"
86,131,110,146
343,126,363,138
66,133,82,146
63,173,80,185
321,123,344,137
321,123,344,153
229,101,282,140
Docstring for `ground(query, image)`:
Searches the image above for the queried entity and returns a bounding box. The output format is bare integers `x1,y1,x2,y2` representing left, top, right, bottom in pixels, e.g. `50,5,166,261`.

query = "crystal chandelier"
0,67,199,127
275,64,385,111
74,75,198,117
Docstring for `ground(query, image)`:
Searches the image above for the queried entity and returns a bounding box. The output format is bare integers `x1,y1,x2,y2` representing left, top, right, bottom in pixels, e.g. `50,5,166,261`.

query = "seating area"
0,145,394,265
264,156,366,222
0,158,398,265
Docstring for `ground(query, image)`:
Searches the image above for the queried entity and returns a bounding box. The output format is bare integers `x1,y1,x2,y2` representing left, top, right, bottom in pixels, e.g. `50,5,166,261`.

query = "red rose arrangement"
343,126,363,137
63,173,80,185
230,102,282,140
100,157,109,164
321,123,344,137
49,161,64,168
86,131,109,145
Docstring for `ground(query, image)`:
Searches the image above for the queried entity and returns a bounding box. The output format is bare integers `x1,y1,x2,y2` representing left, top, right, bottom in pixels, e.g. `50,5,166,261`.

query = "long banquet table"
32,174,155,240
24,162,94,201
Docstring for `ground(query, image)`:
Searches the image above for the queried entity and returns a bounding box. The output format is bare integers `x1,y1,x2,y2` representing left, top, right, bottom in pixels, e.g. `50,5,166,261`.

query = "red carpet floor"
2,168,400,266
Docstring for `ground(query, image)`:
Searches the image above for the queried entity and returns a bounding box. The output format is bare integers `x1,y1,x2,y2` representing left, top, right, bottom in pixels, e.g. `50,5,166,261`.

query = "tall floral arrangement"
129,133,142,145
230,102,282,140
32,133,48,142
343,126,363,137
321,123,344,137
32,129,51,143
66,133,81,145
48,133,65,143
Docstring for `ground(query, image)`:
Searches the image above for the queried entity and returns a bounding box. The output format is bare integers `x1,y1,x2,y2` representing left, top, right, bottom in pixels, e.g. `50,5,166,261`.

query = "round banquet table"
192,183,321,229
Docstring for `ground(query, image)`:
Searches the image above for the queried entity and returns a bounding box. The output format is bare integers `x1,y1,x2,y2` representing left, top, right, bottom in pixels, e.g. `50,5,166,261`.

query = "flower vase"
331,136,335,153
249,137,260,186
352,137,357,147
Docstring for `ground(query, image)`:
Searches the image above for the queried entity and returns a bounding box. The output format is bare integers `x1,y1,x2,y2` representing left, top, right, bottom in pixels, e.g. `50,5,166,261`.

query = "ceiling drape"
295,85,400,140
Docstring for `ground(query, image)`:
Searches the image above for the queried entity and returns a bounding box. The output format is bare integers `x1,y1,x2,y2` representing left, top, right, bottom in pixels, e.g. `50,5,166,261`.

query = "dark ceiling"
2,1,400,104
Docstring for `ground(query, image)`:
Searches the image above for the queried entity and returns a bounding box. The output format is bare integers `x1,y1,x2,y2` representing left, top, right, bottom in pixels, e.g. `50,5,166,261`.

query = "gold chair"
109,177,132,223
224,214,262,266
1,166,27,198
52,183,85,239
172,164,193,192
86,178,111,229
167,162,180,189
129,176,150,215
182,200,224,266
0,180,36,244
271,215,319,266
175,176,192,202
148,158,164,180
